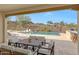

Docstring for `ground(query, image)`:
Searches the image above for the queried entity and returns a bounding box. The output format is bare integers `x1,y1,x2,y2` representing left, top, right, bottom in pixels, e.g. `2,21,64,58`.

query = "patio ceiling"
0,4,78,16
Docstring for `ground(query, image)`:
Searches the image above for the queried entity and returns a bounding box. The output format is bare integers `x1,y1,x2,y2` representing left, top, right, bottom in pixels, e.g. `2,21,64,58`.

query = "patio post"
0,13,4,43
77,10,79,54
0,13,7,44
4,16,8,45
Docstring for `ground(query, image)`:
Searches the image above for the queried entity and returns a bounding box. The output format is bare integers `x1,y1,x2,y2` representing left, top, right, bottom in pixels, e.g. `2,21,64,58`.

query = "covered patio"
0,4,79,55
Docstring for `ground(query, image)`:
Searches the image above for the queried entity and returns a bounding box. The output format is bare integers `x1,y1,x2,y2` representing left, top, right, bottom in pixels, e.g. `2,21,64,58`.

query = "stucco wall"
0,14,4,43
66,30,78,41
66,31,71,40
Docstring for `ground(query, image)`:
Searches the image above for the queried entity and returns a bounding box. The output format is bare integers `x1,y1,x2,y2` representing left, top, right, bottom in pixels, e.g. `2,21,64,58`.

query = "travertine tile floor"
51,39,78,55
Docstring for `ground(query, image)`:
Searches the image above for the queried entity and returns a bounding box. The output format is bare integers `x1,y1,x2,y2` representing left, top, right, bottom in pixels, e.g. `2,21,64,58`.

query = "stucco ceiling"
0,4,40,12
0,4,77,16
0,4,67,12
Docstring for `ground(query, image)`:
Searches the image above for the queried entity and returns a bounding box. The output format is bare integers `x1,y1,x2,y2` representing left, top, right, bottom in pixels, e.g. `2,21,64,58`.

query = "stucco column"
4,16,8,45
77,10,79,54
0,13,8,45
0,13,4,43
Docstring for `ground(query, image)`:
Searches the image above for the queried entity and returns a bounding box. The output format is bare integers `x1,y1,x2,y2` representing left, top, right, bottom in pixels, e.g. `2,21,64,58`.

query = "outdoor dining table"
17,39,42,51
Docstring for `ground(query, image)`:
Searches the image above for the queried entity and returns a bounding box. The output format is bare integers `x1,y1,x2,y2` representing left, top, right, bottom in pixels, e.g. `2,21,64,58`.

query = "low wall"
66,31,72,40
66,30,78,40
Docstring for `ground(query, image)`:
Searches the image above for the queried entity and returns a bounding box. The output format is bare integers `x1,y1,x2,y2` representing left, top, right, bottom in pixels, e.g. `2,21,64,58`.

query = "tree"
16,15,33,29
35,23,44,25
7,16,12,22
7,16,16,24
60,21,65,25
16,15,32,24
7,16,12,24
47,21,53,25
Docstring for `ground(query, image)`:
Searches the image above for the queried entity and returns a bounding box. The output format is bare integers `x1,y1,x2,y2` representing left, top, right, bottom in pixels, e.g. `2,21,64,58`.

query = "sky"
10,9,77,24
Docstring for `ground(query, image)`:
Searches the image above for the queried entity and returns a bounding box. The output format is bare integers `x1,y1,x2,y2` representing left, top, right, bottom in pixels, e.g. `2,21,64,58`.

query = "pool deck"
8,31,78,55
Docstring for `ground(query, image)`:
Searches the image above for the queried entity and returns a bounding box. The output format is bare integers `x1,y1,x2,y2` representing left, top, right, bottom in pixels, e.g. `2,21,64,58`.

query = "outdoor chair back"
37,41,55,55
29,36,46,45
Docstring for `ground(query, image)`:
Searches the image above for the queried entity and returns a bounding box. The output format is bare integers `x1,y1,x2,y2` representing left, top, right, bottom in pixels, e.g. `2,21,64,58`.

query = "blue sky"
10,9,77,24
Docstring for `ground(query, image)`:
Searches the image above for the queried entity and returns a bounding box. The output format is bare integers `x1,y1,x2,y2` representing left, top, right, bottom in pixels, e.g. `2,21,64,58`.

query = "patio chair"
8,40,11,45
29,36,46,45
8,40,15,46
0,44,29,55
35,36,46,45
37,41,55,55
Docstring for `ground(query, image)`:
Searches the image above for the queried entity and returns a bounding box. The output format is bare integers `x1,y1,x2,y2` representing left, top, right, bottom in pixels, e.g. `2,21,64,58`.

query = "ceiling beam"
5,4,79,17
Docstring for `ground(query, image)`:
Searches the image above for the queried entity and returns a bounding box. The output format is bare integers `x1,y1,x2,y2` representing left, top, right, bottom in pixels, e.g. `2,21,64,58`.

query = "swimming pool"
31,32,59,35
20,31,60,35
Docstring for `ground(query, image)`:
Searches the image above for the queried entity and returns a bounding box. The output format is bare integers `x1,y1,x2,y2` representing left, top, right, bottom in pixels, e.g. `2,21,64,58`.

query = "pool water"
31,32,59,35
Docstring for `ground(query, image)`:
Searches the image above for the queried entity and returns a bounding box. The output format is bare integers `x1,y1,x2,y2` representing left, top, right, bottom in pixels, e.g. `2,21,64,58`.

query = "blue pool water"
21,31,60,35
31,32,59,35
